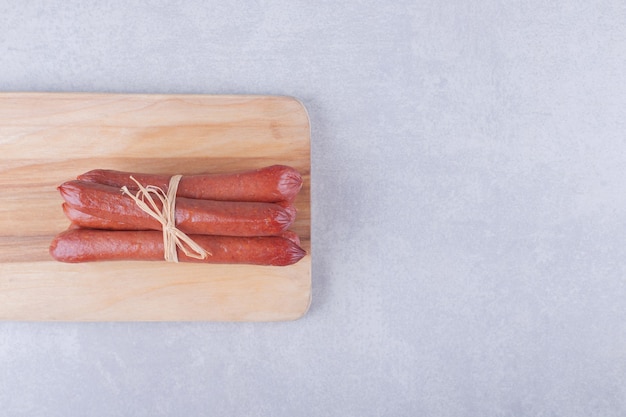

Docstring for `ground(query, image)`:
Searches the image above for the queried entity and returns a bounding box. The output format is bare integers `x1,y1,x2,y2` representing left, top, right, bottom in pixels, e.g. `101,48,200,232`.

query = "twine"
121,175,209,262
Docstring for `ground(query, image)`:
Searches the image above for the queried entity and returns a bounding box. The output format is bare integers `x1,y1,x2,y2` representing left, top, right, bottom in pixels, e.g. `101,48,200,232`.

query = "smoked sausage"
63,199,296,232
77,165,303,203
62,203,141,230
49,229,306,266
63,203,302,245
59,180,295,237
278,230,301,246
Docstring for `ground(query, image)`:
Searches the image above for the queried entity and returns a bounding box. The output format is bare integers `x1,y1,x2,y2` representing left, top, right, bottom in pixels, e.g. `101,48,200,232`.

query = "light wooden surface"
0,93,311,321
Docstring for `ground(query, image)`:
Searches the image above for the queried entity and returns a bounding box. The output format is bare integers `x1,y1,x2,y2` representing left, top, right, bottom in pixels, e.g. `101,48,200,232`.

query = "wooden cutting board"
0,93,311,321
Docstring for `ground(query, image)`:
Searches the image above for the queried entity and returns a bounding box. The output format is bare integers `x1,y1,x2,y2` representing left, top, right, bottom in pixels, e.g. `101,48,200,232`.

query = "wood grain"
0,93,311,321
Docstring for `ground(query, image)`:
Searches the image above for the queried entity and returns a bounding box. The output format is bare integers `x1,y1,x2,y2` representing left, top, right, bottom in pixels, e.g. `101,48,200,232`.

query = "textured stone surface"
2,1,626,415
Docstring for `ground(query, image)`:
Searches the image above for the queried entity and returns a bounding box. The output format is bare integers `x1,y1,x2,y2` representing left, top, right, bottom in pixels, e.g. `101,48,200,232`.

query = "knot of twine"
121,175,209,262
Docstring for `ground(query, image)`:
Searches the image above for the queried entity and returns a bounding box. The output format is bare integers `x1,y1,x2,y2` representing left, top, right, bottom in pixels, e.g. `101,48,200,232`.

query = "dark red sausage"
49,229,306,265
279,230,301,246
63,203,142,230
59,180,295,237
64,203,303,248
77,165,303,203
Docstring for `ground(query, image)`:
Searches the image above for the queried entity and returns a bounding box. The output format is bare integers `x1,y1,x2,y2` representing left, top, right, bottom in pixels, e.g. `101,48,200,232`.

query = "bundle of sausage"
49,165,306,266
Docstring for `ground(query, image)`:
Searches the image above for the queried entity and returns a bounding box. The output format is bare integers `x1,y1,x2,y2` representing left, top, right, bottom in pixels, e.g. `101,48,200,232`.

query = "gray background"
2,1,626,416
